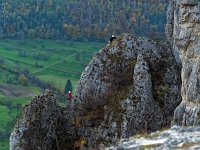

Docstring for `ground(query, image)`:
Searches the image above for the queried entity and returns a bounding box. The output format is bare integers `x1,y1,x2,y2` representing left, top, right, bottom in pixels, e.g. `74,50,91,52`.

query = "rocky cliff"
10,34,181,149
9,0,200,149
73,34,181,149
166,0,200,126
10,91,78,150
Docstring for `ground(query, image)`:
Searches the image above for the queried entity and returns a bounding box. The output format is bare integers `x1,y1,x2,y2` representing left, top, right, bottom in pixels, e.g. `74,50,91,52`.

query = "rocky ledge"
108,126,200,150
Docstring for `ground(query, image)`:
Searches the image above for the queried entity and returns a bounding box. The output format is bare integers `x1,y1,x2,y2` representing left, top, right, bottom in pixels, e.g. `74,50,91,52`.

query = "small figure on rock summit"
109,34,117,43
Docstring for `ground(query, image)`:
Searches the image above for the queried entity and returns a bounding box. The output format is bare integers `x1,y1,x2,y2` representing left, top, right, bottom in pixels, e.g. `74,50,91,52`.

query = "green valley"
0,39,104,149
0,39,103,87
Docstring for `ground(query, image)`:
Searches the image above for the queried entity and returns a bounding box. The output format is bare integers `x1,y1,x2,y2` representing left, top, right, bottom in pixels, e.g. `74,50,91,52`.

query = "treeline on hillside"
0,0,169,41
0,64,50,89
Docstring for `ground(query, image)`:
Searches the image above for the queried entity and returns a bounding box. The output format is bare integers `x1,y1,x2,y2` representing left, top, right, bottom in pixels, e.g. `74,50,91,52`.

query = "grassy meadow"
0,39,104,149
0,39,104,87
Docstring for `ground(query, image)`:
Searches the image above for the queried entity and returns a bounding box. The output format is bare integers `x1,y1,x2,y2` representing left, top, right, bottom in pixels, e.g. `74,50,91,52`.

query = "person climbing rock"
110,34,117,43
67,91,72,100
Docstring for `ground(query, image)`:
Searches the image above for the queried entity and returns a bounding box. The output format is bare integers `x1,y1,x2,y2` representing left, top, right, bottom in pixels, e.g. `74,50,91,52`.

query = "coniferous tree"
64,80,73,94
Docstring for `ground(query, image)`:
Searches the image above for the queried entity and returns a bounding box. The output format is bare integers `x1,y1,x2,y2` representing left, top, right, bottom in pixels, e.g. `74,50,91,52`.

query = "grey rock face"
10,92,57,150
73,34,181,148
107,125,200,150
9,34,181,149
166,0,181,64
120,54,163,138
166,0,200,126
9,91,77,150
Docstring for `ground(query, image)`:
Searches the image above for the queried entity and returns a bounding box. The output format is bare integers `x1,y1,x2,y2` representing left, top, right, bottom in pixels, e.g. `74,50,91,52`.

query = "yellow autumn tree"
19,74,28,86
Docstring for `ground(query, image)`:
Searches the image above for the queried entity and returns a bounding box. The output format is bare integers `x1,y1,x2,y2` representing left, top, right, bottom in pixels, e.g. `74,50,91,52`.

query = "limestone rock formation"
108,126,200,150
10,92,57,150
9,0,200,149
10,33,181,149
9,91,77,150
73,34,181,148
166,0,200,126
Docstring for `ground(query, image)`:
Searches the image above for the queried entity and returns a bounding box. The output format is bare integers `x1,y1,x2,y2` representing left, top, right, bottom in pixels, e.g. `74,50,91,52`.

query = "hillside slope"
0,39,103,149
0,0,169,41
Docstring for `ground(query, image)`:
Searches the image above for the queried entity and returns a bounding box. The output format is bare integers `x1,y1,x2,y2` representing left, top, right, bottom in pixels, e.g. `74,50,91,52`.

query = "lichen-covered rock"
166,0,200,126
165,0,181,64
107,125,200,150
10,92,57,150
9,33,181,149
73,33,181,148
9,91,77,150
120,54,163,138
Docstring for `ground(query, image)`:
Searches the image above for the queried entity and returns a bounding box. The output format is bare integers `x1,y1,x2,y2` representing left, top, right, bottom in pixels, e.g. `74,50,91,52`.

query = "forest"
0,0,169,41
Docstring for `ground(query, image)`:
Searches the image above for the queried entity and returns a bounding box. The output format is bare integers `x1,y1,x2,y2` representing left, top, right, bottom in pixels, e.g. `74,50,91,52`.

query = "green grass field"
0,140,9,150
0,95,21,150
0,39,104,149
0,39,103,87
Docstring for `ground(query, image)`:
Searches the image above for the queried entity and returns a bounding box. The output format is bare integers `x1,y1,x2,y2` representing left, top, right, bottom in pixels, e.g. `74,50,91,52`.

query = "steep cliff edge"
166,0,200,126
